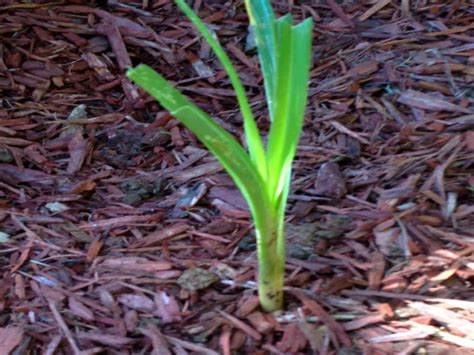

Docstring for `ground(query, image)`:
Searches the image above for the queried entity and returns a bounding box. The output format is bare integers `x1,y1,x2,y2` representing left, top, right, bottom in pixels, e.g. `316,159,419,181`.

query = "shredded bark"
1,1,473,353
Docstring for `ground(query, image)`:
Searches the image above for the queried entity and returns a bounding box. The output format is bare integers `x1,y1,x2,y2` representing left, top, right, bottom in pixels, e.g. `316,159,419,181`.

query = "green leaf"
127,0,314,313
266,18,313,203
244,0,277,120
127,64,270,222
175,0,267,178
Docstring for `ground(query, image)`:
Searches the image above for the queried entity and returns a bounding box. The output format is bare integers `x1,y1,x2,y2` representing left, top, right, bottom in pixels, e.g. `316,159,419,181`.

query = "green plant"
127,0,313,312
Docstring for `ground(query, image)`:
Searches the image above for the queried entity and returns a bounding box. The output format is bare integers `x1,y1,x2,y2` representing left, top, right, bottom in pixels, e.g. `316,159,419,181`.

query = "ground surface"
1,1,474,354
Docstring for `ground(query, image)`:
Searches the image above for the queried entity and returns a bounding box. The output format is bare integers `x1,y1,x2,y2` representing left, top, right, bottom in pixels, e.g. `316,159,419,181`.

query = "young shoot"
127,0,313,312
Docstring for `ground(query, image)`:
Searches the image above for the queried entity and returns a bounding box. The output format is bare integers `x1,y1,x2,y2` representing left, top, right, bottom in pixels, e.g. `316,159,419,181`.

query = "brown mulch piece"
1,0,474,353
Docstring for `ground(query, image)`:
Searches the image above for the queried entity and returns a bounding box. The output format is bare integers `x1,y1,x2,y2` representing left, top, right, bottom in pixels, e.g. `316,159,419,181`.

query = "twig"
163,335,219,355
48,300,81,355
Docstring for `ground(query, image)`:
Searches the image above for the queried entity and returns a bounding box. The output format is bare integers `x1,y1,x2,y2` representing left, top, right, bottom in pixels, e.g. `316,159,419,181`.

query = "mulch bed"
1,0,474,354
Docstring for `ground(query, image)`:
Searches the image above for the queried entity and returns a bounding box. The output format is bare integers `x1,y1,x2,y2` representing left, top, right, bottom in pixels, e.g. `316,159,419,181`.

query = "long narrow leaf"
175,0,267,178
275,168,291,258
267,18,313,202
244,0,277,121
127,0,314,313
265,14,292,197
127,65,269,215
285,18,313,152
282,18,313,170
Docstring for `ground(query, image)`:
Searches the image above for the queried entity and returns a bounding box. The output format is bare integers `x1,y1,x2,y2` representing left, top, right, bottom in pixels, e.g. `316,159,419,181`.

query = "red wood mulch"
1,1,474,354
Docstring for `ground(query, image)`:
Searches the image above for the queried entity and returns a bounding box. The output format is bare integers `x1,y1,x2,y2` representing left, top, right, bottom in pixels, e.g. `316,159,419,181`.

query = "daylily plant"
127,0,313,312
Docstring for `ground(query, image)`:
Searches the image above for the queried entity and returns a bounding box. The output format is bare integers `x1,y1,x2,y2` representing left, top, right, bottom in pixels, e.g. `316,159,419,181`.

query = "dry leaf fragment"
247,311,274,334
0,163,54,186
409,302,474,337
368,251,386,289
397,90,471,113
0,327,24,354
140,324,172,355
67,131,89,174
465,131,474,151
276,323,307,353
118,294,155,312
359,0,392,21
374,227,401,256
77,332,133,348
370,326,436,343
98,257,172,273
154,291,182,323
68,297,95,321
342,314,385,331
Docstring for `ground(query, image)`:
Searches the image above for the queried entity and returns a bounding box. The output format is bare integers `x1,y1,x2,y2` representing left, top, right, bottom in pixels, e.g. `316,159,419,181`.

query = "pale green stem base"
256,220,286,312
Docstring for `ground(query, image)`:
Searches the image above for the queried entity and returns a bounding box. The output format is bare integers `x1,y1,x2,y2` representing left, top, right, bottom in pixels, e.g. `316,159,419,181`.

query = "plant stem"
255,211,286,312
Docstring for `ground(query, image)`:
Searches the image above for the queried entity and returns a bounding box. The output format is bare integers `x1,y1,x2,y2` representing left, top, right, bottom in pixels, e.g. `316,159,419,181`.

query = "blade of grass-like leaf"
127,64,269,216
266,15,294,198
267,18,313,202
175,0,267,179
282,18,313,163
274,167,291,268
244,0,277,121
